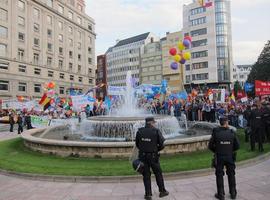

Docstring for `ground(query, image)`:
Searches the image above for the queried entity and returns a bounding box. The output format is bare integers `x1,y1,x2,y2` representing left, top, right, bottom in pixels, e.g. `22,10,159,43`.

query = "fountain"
21,71,221,158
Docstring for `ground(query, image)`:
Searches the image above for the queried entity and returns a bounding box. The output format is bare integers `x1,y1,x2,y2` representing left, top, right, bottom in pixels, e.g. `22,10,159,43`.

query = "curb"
0,152,270,183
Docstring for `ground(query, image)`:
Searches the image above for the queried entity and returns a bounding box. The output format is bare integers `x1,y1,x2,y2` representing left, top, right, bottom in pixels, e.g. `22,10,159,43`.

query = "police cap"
145,117,156,124
219,116,228,124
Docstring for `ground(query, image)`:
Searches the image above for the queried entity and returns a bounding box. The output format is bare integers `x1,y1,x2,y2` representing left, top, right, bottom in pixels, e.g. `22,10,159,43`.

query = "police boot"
159,190,169,198
144,195,152,200
230,190,237,199
215,193,225,200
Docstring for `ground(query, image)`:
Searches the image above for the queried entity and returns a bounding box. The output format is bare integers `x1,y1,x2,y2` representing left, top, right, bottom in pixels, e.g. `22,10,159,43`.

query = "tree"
248,40,270,83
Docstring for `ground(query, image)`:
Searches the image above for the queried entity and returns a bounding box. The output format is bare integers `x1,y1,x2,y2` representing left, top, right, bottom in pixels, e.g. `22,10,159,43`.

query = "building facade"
96,54,107,98
140,41,162,85
161,31,184,92
182,0,233,89
233,65,252,87
106,32,159,86
0,0,96,100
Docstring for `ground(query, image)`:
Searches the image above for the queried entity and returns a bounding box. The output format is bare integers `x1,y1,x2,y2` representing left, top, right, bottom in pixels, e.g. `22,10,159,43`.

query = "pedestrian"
136,117,169,200
9,112,15,132
208,116,240,200
25,113,33,130
17,114,23,134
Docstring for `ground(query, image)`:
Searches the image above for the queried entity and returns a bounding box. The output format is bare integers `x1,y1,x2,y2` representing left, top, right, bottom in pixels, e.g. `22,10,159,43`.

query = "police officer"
136,117,169,200
250,102,264,152
208,117,240,200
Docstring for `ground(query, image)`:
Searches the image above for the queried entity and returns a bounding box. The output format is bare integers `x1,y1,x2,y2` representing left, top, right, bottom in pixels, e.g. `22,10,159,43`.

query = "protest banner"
255,80,270,96
107,86,126,96
30,116,49,128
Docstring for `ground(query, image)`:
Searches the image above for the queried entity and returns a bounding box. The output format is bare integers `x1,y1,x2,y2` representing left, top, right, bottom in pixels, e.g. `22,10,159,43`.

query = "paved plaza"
0,131,270,200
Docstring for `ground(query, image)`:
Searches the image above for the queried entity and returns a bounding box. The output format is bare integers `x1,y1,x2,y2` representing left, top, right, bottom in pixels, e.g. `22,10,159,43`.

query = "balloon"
184,36,192,42
183,52,191,60
178,42,185,51
170,62,178,70
169,48,177,56
47,82,54,89
183,39,191,48
173,54,181,62
180,59,186,64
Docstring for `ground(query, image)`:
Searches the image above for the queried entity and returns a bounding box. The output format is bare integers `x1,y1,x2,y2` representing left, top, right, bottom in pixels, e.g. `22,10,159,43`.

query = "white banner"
107,86,126,96
209,89,226,103
71,95,94,111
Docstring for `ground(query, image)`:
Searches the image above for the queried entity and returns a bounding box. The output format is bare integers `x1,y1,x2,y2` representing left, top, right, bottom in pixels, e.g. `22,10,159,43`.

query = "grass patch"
0,129,269,176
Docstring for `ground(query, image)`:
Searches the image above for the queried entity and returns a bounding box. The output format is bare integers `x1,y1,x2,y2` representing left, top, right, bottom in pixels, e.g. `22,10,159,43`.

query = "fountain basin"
21,124,215,158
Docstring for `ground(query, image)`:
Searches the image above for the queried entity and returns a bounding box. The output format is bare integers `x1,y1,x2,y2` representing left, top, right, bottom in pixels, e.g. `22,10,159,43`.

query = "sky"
85,0,270,65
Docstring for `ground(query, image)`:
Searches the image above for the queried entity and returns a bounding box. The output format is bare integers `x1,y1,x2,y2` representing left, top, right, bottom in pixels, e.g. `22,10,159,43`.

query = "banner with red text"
255,80,270,96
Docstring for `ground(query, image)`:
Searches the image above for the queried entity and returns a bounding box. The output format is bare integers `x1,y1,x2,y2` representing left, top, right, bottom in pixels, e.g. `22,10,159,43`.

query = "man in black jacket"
136,117,169,200
208,117,240,200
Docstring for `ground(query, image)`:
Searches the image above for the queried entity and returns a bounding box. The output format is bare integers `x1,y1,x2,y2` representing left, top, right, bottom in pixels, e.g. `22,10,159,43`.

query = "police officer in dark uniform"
208,117,240,200
243,105,252,142
136,117,169,200
262,101,270,142
250,102,264,152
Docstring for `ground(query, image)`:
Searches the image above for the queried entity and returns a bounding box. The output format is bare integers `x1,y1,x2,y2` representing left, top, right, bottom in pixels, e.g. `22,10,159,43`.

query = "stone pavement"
0,131,270,200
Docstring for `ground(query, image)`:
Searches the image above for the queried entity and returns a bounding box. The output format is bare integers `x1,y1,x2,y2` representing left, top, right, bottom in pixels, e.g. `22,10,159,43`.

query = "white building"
140,41,162,85
233,65,252,87
106,32,159,86
0,0,96,100
182,0,233,89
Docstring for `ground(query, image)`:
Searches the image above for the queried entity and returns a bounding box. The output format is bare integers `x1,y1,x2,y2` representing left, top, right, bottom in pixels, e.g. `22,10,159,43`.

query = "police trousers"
250,128,264,151
139,152,165,196
215,155,236,195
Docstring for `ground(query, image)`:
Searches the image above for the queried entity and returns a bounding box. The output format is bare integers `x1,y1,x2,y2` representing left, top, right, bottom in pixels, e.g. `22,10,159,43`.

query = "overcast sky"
85,0,270,65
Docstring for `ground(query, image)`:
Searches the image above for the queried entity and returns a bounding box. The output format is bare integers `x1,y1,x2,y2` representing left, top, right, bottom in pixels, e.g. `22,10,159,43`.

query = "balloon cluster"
169,36,192,70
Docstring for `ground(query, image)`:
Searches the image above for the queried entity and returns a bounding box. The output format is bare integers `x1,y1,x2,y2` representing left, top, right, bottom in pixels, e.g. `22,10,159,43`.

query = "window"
88,68,92,74
0,26,7,38
47,43,52,51
216,13,227,24
58,5,64,14
191,17,206,26
34,23,39,32
69,51,73,58
18,32,25,41
33,53,39,64
77,17,82,25
34,38,39,47
78,54,81,61
88,47,92,54
217,47,228,57
17,49,24,60
18,65,26,73
88,24,92,31
78,65,81,73
59,73,64,79
47,15,52,25
0,43,7,57
78,77,82,82
89,79,93,84
59,47,63,55
88,58,92,64
192,73,208,81
69,62,72,71
89,36,92,44
18,82,26,92
215,1,226,13
0,8,8,21
190,28,207,37
70,75,74,81
58,34,63,42
48,70,53,77
191,6,206,15
192,62,208,69
192,39,207,47
59,86,64,94
58,21,63,30
18,16,25,26
18,0,25,11
46,0,53,7
47,57,52,66
185,64,190,71
216,35,227,46
186,75,191,83
68,11,73,20
34,84,41,93
0,80,8,91
47,29,52,37
59,60,63,69
68,26,73,34
33,8,40,19
216,25,227,35
34,68,41,75
68,38,73,47
78,42,81,50
192,50,208,59
0,62,8,70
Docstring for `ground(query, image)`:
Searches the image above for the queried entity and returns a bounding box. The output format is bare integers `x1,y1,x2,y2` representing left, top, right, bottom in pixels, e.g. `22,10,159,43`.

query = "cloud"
232,41,266,65
231,17,247,25
231,0,270,8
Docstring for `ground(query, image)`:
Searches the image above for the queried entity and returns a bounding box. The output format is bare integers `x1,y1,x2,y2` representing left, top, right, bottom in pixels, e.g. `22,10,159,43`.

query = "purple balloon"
183,39,190,48
170,62,178,70
180,59,186,64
